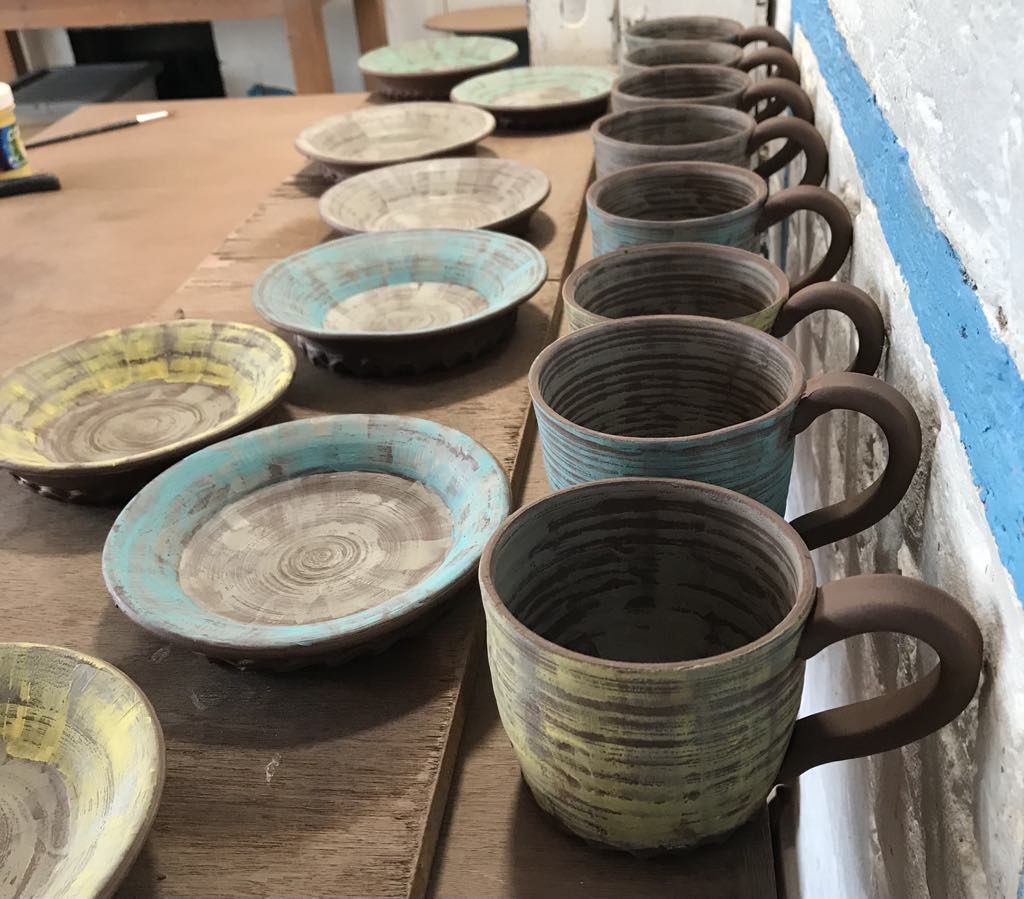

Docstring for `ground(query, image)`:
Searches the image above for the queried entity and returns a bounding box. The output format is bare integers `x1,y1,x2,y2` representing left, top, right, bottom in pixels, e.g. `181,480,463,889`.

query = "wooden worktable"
0,95,774,897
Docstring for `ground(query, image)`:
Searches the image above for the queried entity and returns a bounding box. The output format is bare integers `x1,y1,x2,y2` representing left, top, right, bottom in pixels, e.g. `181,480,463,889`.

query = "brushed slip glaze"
591,104,828,184
0,643,164,898
450,65,615,127
586,160,853,290
0,320,295,500
623,16,792,53
252,229,547,375
103,415,511,666
357,36,518,99
479,478,983,851
294,103,496,173
319,157,550,236
562,242,884,374
529,315,921,550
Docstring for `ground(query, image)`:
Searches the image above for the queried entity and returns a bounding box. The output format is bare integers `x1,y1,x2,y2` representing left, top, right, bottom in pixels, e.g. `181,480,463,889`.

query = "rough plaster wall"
779,29,1024,899
828,0,1024,376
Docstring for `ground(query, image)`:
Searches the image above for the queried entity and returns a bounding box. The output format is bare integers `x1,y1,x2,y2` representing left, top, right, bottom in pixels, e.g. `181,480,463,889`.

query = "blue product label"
1,122,28,172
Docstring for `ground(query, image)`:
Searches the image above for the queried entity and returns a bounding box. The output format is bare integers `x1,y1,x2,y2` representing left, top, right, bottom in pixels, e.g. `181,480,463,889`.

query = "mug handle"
737,24,793,53
737,48,801,119
737,47,801,83
739,76,813,123
751,116,828,185
776,574,983,782
771,282,885,374
788,372,922,549
757,185,853,290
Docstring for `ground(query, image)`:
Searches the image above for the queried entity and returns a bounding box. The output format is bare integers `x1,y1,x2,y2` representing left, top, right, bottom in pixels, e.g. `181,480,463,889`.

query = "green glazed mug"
562,242,884,374
480,477,984,851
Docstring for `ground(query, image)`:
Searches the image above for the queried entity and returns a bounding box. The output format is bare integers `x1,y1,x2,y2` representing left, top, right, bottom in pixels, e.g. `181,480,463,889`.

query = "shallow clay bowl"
358,36,518,100
295,102,496,175
253,229,547,376
0,643,164,898
318,156,550,236
103,415,511,668
0,320,295,502
450,65,615,128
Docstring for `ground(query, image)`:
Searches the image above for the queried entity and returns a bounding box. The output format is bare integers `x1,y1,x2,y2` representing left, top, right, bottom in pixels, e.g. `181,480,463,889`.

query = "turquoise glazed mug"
529,315,921,550
586,160,853,290
479,477,984,851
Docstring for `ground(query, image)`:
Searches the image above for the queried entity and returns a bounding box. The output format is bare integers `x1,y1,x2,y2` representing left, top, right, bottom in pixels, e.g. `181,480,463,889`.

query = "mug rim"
627,15,744,40
529,314,805,444
622,41,744,69
586,160,768,227
478,476,817,672
562,242,791,318
613,63,750,106
591,104,754,154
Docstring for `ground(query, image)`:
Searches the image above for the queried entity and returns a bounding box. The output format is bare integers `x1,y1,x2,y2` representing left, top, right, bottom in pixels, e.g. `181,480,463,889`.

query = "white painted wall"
829,0,1024,377
775,27,1024,899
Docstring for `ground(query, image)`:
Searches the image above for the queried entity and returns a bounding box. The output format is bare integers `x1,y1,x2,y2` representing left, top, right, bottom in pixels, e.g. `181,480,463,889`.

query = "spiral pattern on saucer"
179,471,454,625
38,382,237,464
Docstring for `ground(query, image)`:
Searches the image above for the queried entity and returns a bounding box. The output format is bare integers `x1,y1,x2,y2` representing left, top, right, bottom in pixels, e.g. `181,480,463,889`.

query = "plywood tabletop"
0,94,775,898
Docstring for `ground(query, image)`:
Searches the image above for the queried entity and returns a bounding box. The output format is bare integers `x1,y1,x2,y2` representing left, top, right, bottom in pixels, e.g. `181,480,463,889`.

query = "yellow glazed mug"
479,477,983,852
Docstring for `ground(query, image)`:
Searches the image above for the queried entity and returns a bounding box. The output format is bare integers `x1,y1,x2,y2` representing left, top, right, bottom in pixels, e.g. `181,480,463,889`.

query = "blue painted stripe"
792,0,1024,597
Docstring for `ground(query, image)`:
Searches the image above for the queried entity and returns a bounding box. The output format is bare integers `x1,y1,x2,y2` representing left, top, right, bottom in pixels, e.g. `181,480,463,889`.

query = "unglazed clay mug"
562,243,883,374
591,104,828,185
624,15,793,54
610,66,813,119
480,477,984,851
620,43,800,83
586,160,853,290
529,315,921,550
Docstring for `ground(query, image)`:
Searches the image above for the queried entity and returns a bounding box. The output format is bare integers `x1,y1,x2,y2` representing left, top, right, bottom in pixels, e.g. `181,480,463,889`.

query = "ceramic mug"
586,160,852,290
529,315,921,550
610,66,812,119
624,15,792,53
480,476,984,851
591,104,828,185
620,43,799,82
562,242,884,374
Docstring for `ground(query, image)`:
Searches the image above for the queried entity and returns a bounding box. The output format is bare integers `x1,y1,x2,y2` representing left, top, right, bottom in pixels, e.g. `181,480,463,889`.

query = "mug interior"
487,479,806,663
567,245,786,320
596,105,751,147
624,42,743,68
629,16,740,42
535,315,800,438
589,162,764,222
616,65,748,101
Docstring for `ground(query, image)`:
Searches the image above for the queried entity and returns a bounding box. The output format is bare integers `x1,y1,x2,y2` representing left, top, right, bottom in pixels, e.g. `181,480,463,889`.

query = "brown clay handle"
737,46,801,83
739,76,814,123
776,574,983,782
737,48,801,119
788,372,922,549
737,24,793,53
751,116,828,185
771,282,885,374
758,185,853,290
